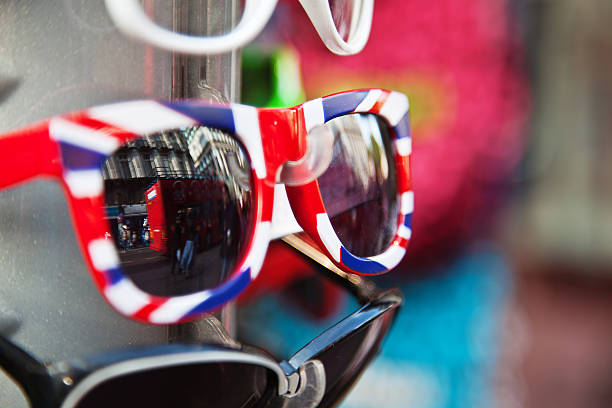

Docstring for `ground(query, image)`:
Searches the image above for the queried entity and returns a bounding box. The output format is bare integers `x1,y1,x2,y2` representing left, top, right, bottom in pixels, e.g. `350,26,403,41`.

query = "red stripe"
67,114,140,144
395,154,412,193
370,91,391,114
394,236,410,248
260,180,274,222
91,269,109,289
132,301,167,322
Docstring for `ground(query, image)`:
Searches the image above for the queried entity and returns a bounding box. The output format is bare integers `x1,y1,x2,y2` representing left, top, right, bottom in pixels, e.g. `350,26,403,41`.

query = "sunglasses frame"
0,331,319,408
0,89,411,325
104,0,374,55
0,255,402,408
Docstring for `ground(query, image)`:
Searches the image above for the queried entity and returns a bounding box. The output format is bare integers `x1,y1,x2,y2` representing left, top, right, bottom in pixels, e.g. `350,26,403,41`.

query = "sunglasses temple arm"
0,336,58,408
280,235,378,303
0,123,59,190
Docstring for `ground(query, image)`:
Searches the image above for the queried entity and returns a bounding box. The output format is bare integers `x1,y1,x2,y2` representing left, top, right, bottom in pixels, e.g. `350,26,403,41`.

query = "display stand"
0,1,239,405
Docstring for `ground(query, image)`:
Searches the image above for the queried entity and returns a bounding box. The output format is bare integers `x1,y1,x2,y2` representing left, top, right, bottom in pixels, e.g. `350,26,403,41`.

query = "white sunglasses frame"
104,0,374,56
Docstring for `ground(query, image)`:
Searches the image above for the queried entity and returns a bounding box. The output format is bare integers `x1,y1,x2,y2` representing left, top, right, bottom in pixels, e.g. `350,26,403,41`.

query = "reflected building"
103,130,197,209
183,126,252,206
103,126,251,215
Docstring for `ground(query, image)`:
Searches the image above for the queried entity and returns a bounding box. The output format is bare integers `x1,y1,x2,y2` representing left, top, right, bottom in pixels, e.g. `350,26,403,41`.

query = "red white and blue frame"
0,89,412,325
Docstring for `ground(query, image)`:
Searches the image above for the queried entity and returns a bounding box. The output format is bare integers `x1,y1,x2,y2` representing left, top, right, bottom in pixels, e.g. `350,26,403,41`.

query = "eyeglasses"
104,0,374,55
0,235,401,408
0,89,412,325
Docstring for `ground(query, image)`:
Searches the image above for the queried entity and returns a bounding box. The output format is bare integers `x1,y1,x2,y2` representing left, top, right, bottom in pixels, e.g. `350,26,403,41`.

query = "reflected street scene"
316,113,398,258
103,126,254,297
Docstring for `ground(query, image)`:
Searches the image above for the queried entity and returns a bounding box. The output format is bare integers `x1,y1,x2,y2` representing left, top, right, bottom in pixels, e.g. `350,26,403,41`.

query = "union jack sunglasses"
0,89,412,325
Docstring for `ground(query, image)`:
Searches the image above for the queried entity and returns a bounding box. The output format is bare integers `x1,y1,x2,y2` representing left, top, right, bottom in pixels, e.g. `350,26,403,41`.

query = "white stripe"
88,101,196,135
397,224,412,240
270,184,303,240
401,191,414,214
232,104,266,179
394,137,412,156
49,118,120,154
104,279,152,316
379,92,409,126
88,239,120,271
64,169,104,198
354,89,382,113
245,221,271,279
368,245,406,270
302,98,324,132
316,213,342,262
149,291,212,324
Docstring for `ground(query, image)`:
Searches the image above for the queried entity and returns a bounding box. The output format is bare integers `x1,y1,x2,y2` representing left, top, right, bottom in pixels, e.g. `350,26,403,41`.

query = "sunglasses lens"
315,307,398,408
74,362,275,408
102,127,255,297
317,114,398,257
328,0,356,41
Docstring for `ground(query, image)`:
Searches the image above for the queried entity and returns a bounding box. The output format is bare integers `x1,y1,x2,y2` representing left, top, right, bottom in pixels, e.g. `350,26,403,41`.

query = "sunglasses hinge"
278,360,325,407
286,371,301,395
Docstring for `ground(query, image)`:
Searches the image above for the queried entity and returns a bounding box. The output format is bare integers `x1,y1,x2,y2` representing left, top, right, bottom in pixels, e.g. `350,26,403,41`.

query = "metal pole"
168,0,240,342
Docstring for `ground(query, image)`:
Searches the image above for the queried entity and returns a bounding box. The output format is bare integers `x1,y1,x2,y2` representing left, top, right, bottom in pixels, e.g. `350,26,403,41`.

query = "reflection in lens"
316,114,398,257
314,308,397,408
102,127,254,297
75,362,275,408
329,0,355,42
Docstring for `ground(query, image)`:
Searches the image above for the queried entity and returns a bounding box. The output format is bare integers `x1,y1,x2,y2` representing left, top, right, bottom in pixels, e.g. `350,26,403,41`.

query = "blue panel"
60,143,106,170
322,91,369,122
162,102,236,133
185,269,250,317
393,113,411,139
340,247,387,274
403,213,412,228
106,267,124,285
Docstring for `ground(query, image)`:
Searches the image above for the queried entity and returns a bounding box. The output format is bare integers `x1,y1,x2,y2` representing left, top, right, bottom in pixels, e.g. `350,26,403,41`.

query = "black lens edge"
284,288,402,374
52,346,288,408
317,304,400,408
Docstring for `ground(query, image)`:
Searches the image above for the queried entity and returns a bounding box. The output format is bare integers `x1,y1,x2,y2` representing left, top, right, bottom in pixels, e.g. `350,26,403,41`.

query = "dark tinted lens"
328,0,355,41
317,114,398,257
75,362,275,408
102,127,254,296
315,307,397,408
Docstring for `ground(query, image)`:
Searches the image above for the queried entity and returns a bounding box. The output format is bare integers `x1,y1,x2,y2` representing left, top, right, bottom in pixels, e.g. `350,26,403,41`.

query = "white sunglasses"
104,0,374,56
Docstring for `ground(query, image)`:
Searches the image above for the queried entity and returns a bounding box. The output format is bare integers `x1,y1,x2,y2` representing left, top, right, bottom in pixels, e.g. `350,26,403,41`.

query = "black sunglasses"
0,234,402,408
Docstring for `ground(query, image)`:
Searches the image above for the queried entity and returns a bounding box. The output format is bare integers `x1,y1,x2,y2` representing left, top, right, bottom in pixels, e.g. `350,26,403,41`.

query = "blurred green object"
241,45,306,108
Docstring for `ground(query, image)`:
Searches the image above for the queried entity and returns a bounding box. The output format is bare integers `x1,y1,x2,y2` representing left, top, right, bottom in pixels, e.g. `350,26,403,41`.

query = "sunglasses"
0,235,401,408
104,0,374,55
0,89,412,325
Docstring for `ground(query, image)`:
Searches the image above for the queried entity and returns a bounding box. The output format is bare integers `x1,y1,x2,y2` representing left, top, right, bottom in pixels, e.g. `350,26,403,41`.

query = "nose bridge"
258,108,307,181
